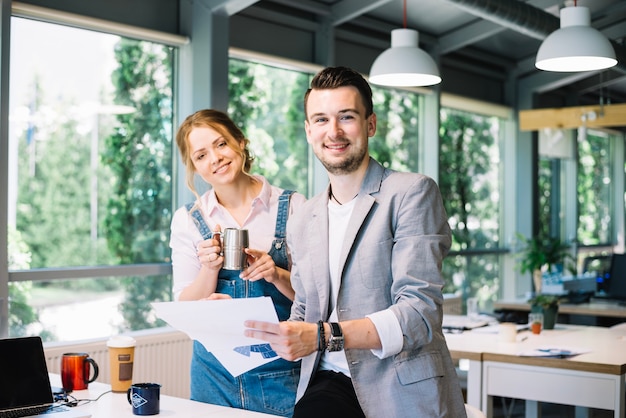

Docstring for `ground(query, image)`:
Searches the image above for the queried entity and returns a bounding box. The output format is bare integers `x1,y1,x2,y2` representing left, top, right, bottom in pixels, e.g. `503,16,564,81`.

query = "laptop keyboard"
0,404,69,418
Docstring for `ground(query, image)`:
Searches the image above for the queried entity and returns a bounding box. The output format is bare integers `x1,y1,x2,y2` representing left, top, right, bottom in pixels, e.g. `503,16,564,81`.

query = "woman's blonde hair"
175,109,254,204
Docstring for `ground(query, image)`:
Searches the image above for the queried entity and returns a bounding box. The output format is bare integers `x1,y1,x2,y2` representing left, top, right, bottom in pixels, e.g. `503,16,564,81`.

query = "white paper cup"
499,322,517,343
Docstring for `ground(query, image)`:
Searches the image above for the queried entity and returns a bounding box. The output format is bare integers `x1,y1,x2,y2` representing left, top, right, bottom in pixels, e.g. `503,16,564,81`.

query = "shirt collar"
203,174,271,217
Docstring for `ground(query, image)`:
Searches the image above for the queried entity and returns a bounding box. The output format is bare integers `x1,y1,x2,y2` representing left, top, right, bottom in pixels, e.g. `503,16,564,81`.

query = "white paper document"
152,297,280,376
517,346,591,358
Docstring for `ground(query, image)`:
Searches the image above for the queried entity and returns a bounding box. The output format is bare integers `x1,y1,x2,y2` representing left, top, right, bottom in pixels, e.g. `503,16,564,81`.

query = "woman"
169,109,305,416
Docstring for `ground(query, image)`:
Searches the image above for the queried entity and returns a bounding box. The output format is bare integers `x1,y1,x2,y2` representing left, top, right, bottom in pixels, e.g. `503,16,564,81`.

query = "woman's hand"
241,248,277,282
197,224,223,270
201,293,232,300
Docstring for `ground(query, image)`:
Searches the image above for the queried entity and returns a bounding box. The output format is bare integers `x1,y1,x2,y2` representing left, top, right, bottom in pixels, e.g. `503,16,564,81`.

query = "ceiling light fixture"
535,2,617,72
369,0,441,87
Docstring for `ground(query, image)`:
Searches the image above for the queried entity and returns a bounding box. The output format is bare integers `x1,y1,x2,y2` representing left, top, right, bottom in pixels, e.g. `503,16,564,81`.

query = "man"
245,66,466,417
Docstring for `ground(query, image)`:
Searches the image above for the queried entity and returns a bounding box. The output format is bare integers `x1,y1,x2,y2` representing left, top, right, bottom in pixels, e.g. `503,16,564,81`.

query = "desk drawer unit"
482,360,625,418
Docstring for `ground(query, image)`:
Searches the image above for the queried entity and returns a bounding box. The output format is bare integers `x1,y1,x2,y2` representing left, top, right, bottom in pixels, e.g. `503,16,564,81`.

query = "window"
538,128,617,275
577,129,613,246
368,87,420,172
228,59,311,194
8,17,175,341
439,107,503,305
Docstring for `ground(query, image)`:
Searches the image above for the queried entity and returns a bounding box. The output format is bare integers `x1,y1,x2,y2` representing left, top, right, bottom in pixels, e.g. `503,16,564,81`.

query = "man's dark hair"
304,66,374,117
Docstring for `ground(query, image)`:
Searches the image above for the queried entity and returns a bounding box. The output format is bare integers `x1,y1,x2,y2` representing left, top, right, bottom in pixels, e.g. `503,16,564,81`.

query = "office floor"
491,397,614,417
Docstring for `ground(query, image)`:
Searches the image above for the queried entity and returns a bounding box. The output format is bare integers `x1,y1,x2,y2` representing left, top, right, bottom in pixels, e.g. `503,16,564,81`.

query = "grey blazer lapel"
337,158,385,276
308,193,332,318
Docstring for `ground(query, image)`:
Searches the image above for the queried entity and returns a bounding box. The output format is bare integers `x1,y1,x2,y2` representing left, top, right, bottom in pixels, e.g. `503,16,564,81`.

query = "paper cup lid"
106,335,136,348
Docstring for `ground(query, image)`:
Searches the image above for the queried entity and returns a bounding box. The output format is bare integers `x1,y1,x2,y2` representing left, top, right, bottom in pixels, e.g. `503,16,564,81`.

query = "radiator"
43,326,192,399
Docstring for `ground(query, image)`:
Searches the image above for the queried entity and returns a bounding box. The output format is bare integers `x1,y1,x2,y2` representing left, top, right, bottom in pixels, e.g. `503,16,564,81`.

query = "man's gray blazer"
287,157,467,417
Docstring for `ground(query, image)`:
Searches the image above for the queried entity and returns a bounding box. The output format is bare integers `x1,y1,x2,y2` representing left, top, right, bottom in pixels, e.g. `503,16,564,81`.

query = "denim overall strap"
268,190,294,269
274,190,294,240
185,202,213,240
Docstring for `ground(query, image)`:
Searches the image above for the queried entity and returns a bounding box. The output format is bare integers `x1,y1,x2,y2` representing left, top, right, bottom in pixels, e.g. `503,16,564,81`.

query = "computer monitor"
607,253,626,303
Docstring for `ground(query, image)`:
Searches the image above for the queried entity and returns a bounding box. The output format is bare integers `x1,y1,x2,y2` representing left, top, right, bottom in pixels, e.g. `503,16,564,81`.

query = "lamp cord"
403,0,407,28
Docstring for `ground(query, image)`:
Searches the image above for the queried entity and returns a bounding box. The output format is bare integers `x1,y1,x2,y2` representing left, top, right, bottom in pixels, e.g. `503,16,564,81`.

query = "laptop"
442,314,490,332
0,336,91,418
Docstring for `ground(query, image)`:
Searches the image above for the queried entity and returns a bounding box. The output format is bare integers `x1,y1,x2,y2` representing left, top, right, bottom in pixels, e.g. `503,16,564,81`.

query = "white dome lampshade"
535,6,617,72
369,28,441,87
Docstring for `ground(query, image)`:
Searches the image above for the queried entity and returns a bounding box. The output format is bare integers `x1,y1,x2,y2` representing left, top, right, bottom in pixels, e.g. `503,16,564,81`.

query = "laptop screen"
608,253,626,302
0,337,55,410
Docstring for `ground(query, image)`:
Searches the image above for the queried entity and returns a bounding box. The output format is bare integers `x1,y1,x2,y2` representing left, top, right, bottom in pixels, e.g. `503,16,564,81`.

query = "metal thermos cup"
222,228,249,270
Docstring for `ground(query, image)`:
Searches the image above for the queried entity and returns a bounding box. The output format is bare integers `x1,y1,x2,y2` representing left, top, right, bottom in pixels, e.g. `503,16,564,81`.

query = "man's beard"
318,145,367,176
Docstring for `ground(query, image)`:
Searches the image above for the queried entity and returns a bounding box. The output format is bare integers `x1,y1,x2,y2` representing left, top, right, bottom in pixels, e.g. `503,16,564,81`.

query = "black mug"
127,383,160,415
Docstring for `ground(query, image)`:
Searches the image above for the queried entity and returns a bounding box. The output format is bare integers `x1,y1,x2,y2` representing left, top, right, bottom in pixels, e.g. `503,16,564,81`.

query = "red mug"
61,352,99,392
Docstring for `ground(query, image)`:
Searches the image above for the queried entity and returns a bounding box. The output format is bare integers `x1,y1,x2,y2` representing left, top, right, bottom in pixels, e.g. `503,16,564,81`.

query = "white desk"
446,324,626,418
49,375,280,417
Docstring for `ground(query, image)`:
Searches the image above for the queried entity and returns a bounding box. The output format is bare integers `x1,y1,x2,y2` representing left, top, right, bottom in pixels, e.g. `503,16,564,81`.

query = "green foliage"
537,159,554,239
16,83,108,268
527,293,560,308
228,60,259,128
103,39,174,331
515,233,575,275
438,108,500,300
577,131,612,245
14,75,119,338
369,88,419,172
228,59,310,194
7,227,40,337
540,130,614,249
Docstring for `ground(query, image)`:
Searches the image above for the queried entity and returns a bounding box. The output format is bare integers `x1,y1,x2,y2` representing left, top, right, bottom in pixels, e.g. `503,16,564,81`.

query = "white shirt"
320,197,404,376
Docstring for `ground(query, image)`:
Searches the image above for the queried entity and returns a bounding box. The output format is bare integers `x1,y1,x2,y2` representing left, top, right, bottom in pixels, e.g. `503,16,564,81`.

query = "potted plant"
515,233,576,294
527,293,560,329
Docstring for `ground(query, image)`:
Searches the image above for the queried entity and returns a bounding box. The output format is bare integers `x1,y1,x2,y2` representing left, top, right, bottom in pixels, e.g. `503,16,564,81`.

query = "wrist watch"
326,322,344,352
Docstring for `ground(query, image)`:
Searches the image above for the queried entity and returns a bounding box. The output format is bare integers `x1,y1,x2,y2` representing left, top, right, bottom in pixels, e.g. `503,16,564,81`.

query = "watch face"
327,322,344,352
328,336,344,352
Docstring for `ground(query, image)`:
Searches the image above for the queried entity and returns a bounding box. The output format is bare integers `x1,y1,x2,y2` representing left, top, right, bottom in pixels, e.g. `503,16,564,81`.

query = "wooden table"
445,323,626,418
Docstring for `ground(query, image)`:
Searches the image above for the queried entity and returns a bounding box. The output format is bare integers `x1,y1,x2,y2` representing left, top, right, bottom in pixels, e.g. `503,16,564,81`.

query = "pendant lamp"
535,5,617,72
369,0,441,87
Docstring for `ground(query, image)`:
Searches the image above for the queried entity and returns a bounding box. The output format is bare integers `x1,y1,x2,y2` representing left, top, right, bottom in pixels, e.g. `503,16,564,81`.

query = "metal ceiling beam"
577,72,626,95
204,0,261,16
329,0,392,26
238,4,319,32
439,0,558,40
522,70,599,96
265,0,331,16
436,0,556,56
438,19,505,55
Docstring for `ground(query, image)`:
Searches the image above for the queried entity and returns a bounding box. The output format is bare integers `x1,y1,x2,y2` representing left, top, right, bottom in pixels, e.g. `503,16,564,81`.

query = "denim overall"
185,190,300,417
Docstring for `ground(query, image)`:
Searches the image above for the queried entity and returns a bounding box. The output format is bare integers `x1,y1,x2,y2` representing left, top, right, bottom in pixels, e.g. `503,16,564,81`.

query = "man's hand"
244,320,319,361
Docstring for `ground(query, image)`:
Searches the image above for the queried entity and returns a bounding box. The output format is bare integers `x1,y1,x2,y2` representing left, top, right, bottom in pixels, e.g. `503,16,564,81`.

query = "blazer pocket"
394,351,445,385
356,238,393,289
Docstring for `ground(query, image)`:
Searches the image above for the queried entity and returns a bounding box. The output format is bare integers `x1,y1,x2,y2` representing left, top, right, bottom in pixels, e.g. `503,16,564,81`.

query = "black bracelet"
317,320,326,351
